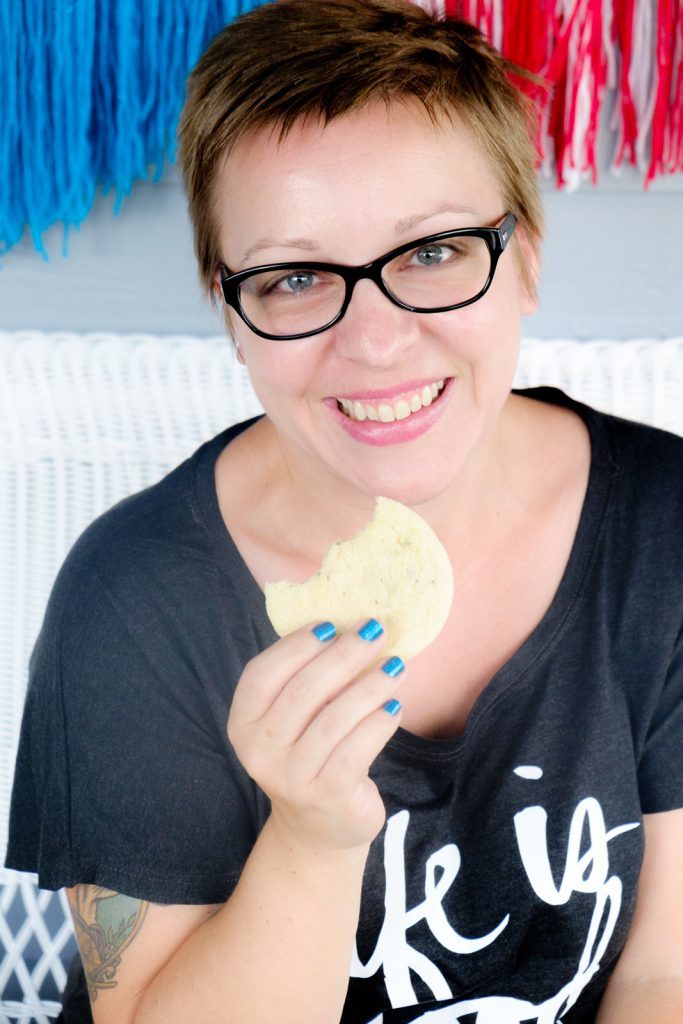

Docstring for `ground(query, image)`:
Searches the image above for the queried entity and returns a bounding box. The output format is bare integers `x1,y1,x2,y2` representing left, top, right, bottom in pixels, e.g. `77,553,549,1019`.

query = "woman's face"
214,101,538,508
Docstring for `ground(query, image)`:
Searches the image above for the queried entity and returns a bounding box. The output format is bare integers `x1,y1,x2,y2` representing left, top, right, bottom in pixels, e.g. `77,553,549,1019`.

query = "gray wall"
1,165,682,340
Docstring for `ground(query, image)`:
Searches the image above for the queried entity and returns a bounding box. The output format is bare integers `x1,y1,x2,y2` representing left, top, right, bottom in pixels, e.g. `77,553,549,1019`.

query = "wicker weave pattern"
515,338,683,437
0,882,71,1024
1,330,682,1019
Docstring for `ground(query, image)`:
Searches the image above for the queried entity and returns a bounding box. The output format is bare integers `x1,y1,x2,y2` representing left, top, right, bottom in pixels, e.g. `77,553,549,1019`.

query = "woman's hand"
227,619,405,857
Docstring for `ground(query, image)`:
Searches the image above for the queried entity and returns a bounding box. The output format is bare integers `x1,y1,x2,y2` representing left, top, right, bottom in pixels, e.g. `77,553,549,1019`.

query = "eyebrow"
239,204,481,264
240,237,319,263
393,204,479,235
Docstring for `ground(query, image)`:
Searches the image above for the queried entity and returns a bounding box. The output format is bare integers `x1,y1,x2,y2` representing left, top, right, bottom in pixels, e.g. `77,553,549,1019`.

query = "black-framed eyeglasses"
219,212,517,341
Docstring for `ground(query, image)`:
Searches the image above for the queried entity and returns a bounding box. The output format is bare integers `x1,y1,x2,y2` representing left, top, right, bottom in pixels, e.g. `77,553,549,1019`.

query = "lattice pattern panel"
0,872,75,1022
515,338,683,437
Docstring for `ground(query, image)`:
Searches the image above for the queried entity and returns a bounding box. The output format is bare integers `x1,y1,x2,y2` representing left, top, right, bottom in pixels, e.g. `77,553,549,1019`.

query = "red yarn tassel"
674,3,683,170
585,0,607,180
499,0,552,165
422,0,683,185
647,0,683,181
613,0,638,169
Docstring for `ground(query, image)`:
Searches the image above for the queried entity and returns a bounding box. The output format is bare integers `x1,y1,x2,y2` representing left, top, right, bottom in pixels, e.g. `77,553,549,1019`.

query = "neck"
253,392,533,565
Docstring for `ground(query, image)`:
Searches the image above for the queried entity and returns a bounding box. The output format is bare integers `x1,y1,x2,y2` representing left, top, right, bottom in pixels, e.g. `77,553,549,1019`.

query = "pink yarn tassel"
435,0,683,185
647,0,683,181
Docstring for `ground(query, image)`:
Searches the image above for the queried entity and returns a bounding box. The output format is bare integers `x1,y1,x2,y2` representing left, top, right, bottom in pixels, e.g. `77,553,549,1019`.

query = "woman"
7,1,683,1022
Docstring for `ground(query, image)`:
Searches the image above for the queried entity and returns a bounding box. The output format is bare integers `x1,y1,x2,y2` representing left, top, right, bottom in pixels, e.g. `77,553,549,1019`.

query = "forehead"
214,101,503,261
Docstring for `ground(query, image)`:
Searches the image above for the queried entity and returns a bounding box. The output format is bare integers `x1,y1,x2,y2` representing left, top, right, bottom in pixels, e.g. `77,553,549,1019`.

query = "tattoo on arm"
70,886,149,1002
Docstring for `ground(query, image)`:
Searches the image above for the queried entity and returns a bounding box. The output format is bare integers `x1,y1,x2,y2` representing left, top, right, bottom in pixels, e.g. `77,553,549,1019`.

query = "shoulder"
519,385,683,511
599,401,683,474
30,418,275,705
31,429,249,694
49,431,231,618
587,403,683,606
595,405,683,542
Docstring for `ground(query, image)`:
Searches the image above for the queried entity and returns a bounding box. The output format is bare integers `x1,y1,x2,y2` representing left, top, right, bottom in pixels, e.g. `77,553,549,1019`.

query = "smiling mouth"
335,379,446,423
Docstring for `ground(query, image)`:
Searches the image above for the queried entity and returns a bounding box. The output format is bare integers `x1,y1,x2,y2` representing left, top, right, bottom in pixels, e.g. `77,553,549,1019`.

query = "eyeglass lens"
237,233,492,337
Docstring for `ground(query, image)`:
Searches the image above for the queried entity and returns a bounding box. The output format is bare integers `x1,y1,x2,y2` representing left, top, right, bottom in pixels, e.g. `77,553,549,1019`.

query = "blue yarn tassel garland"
0,0,271,258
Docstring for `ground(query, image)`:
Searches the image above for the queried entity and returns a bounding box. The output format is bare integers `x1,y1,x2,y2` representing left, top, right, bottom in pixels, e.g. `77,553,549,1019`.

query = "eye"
413,243,450,266
251,269,319,298
273,270,316,293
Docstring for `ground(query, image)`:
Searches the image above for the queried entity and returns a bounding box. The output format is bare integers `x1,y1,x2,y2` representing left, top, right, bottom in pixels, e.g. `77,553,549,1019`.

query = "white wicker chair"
1,330,682,1021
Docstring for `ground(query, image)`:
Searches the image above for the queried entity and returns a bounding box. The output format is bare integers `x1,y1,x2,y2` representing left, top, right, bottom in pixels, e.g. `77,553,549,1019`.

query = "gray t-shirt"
7,388,683,1023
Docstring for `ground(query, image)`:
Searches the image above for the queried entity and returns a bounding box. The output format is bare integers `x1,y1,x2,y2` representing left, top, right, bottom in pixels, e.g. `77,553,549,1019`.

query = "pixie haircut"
178,0,544,302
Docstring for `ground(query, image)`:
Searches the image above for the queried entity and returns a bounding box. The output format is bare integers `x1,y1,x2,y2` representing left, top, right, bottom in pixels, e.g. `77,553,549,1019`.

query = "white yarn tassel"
632,0,657,172
413,0,446,15
491,0,504,52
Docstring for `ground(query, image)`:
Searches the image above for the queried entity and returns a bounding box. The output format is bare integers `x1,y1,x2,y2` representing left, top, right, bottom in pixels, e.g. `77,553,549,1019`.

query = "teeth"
337,380,445,423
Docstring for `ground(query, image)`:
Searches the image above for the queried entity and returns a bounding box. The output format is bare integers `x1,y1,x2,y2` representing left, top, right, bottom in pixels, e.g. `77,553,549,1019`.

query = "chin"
348,464,458,510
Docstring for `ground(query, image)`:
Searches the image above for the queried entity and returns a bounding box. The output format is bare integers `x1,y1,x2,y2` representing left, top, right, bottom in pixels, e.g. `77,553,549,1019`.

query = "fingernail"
381,656,405,678
358,618,383,642
312,621,336,642
383,699,402,716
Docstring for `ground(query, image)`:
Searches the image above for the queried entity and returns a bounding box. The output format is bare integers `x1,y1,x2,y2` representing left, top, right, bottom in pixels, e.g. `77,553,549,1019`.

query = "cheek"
439,287,522,390
443,289,521,353
236,334,328,406
487,254,534,329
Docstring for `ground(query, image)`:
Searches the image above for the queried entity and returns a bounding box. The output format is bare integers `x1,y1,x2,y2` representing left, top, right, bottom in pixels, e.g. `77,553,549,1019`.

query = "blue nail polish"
312,621,336,642
381,656,405,678
384,699,402,716
358,618,383,641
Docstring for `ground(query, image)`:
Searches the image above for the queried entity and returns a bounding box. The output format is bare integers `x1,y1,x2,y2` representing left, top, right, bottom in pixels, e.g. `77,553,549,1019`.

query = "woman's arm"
134,818,370,1024
67,824,369,1024
65,887,222,1020
68,620,404,1024
595,808,683,1023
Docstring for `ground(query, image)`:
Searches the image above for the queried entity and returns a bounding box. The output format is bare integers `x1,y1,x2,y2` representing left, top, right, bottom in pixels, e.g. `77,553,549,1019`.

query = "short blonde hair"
178,0,544,301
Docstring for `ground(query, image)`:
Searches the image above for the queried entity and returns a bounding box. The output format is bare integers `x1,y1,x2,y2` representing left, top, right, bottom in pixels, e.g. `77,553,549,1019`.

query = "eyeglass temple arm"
497,213,517,249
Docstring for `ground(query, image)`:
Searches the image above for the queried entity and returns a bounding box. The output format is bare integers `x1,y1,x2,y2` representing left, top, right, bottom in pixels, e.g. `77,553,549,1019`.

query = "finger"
286,655,405,789
315,694,403,805
257,619,388,744
230,619,341,725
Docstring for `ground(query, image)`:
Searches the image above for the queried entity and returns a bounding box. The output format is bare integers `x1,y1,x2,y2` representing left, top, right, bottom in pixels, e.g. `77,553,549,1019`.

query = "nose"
332,278,421,365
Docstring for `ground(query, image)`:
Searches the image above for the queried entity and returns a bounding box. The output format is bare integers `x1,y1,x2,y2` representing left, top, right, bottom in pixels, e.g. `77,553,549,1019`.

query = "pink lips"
327,377,453,447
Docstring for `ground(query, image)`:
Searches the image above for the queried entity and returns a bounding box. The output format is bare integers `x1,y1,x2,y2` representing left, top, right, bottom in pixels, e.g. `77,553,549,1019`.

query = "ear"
214,268,246,363
514,225,541,316
213,267,224,303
